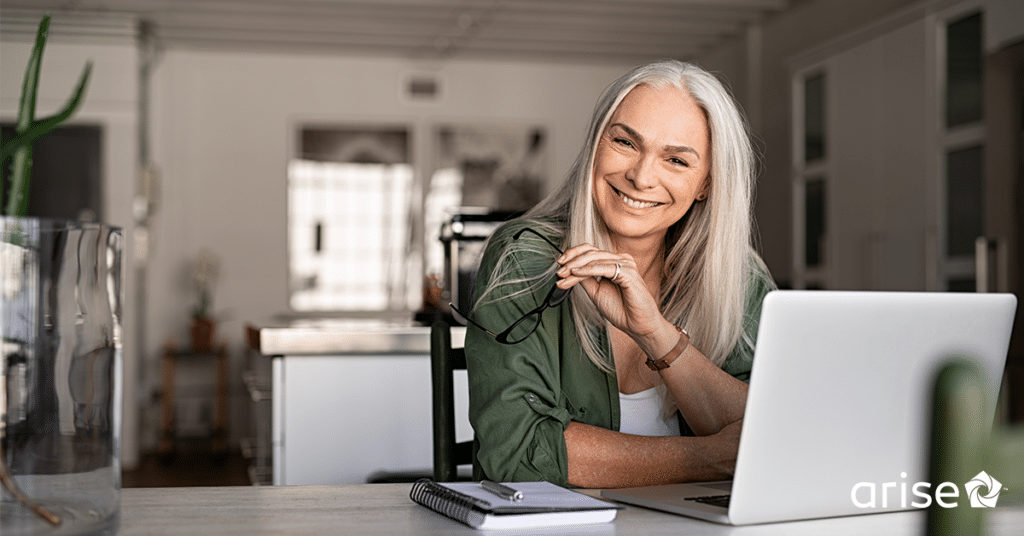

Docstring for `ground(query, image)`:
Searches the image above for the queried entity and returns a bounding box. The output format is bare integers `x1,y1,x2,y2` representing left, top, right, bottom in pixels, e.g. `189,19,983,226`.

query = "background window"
945,12,983,128
804,73,826,163
288,128,415,312
804,178,826,269
940,10,985,292
945,144,984,258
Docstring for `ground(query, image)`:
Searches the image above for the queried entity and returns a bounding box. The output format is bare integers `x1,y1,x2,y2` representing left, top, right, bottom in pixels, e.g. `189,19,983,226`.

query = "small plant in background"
190,248,221,353
0,13,92,218
192,248,221,320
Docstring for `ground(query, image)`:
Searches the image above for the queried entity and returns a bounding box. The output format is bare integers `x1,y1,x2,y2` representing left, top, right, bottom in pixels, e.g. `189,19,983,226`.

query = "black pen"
481,480,524,501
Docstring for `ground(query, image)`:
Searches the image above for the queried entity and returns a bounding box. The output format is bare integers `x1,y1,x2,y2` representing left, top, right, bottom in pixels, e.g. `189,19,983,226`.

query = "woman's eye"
669,157,688,167
613,137,634,148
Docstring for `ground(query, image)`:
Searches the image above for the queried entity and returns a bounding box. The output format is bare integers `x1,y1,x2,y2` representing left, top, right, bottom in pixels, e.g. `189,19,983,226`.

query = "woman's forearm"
564,421,737,488
633,319,748,437
659,342,748,436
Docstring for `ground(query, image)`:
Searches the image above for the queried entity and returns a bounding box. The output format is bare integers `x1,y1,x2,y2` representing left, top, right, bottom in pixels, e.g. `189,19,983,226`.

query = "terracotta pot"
191,316,216,354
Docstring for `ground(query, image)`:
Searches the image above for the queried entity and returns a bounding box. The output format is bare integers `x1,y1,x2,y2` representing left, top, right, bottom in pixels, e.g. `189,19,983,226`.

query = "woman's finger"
556,243,599,265
556,244,617,269
558,248,634,274
563,260,624,281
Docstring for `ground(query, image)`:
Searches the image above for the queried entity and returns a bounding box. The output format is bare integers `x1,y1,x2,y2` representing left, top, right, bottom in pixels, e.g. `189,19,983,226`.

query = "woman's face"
592,83,710,246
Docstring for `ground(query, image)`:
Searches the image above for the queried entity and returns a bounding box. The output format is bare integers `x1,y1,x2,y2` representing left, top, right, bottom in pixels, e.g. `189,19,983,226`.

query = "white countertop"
246,318,465,355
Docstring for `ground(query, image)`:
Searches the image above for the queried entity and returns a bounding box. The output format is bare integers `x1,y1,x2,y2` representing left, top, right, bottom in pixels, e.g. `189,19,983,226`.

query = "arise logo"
851,471,1006,509
964,470,1003,508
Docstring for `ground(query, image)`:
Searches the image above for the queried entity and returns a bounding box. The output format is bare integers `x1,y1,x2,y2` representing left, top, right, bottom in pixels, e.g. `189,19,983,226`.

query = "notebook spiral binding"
410,478,488,527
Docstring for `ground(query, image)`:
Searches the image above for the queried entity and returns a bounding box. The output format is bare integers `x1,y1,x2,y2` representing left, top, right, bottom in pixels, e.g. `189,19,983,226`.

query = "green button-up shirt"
465,219,775,485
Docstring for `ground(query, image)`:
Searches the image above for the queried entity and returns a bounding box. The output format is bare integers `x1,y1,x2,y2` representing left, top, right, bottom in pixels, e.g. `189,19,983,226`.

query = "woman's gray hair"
477,59,758,372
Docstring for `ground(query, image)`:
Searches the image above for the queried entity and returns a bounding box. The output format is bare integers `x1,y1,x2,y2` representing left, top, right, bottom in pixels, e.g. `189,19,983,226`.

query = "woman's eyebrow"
609,122,700,160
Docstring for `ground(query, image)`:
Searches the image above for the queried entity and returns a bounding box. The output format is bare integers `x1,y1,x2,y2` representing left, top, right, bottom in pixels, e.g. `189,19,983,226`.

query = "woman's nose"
624,156,657,189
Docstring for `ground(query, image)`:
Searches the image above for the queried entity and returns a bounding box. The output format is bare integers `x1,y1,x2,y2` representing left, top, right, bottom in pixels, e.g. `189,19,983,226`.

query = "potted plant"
190,248,220,353
2,14,124,536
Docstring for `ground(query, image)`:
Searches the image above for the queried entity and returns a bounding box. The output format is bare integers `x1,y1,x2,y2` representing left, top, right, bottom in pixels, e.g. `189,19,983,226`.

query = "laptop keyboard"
685,494,731,508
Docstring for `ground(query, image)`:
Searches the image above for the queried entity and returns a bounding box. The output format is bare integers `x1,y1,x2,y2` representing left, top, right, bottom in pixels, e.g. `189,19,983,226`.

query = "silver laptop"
602,290,1017,525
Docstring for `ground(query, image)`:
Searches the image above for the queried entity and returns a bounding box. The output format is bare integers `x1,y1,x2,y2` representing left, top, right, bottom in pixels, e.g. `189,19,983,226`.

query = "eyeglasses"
450,227,569,345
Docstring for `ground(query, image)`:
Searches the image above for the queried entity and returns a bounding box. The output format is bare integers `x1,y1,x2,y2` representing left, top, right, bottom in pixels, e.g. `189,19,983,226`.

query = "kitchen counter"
243,316,467,485
246,317,464,355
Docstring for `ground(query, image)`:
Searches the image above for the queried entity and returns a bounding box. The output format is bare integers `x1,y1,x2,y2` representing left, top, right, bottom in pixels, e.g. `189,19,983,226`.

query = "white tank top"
618,387,681,436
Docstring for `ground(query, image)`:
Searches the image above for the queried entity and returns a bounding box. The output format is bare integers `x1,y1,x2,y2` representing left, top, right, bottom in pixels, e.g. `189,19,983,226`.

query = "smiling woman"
462,60,775,489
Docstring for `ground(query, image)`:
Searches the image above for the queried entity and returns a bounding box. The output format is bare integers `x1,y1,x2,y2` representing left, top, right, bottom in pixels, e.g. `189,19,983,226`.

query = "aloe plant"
1,13,92,217
1,14,93,526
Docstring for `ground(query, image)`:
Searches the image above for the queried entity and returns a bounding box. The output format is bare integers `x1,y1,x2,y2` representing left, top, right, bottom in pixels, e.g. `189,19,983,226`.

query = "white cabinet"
272,354,428,485
271,350,471,485
249,320,468,485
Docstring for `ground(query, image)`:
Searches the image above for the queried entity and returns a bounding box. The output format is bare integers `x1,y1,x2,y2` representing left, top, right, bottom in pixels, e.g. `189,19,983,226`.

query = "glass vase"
1,217,123,536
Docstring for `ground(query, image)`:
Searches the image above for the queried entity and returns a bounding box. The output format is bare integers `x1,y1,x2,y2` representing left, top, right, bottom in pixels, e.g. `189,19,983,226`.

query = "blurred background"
1,0,1021,486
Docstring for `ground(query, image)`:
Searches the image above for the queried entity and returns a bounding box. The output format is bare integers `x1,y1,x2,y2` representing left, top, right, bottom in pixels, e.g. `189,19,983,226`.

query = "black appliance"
439,209,521,318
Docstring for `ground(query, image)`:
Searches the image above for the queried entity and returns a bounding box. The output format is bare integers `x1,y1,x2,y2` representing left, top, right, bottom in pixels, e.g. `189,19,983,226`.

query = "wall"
144,50,633,451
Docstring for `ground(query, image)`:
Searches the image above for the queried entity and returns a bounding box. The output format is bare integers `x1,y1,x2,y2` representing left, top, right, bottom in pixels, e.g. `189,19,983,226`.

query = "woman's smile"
612,184,663,209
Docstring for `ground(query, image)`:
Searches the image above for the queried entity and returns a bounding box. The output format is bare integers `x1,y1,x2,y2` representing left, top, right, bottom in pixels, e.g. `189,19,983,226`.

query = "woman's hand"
555,243,666,341
556,244,749,439
701,418,743,477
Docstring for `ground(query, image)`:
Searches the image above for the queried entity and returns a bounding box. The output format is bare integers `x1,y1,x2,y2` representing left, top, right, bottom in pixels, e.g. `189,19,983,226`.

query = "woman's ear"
696,177,711,201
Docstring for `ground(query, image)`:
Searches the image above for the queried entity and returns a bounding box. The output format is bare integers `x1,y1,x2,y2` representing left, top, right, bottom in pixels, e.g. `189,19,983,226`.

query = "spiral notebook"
409,479,622,530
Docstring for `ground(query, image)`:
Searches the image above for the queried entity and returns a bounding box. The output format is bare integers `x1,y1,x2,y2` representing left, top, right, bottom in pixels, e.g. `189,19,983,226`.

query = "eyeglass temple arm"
448,303,498,338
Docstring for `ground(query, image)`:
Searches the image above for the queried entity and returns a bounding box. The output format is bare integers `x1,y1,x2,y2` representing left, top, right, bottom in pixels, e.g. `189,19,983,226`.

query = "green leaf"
3,15,49,217
0,62,92,164
18,14,49,132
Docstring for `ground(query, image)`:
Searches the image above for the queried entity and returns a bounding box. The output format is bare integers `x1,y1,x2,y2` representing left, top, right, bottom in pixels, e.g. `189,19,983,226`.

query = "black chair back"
430,321,480,481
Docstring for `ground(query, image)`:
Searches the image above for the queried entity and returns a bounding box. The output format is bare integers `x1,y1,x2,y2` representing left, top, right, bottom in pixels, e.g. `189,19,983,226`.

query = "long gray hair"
476,60,757,373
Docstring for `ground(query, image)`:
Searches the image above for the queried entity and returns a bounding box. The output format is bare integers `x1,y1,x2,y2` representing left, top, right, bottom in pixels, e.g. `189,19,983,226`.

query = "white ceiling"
0,0,793,64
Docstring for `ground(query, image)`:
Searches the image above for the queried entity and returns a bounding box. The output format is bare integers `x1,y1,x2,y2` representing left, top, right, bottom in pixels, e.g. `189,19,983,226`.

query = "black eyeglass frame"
450,227,569,345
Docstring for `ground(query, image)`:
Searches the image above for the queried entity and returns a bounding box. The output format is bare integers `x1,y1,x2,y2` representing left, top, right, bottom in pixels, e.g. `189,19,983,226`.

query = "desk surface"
121,484,1024,535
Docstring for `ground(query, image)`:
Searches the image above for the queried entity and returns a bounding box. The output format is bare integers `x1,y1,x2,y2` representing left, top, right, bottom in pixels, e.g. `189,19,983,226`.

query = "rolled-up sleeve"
465,226,583,485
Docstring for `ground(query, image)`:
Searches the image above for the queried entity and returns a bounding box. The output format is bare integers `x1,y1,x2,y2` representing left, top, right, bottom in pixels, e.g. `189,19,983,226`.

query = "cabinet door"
794,19,931,291
275,354,433,485
831,19,929,290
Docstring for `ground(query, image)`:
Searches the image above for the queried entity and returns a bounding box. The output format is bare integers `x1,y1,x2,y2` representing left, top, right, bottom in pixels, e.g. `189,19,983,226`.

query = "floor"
123,442,251,488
